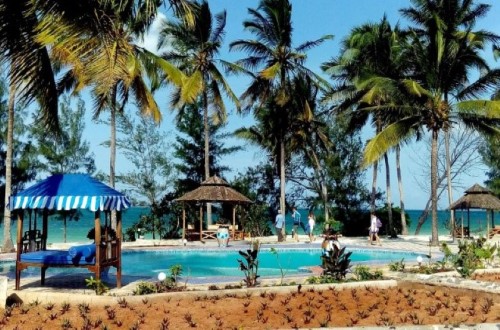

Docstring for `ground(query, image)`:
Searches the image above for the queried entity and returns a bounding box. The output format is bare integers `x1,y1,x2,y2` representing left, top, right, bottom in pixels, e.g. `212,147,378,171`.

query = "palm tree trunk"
2,83,16,252
280,139,286,238
370,160,378,214
203,91,212,225
384,152,395,238
396,145,407,235
430,129,439,245
445,129,455,241
110,93,117,230
309,149,328,223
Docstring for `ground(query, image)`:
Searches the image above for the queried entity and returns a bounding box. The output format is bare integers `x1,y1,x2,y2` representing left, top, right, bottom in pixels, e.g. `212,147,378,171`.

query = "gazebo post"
116,211,122,288
15,212,24,289
182,205,186,242
232,205,236,239
42,210,48,250
467,208,470,238
95,211,101,282
199,205,203,242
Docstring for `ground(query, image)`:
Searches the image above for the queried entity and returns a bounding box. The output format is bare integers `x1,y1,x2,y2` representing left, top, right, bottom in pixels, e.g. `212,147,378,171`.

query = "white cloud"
134,12,169,55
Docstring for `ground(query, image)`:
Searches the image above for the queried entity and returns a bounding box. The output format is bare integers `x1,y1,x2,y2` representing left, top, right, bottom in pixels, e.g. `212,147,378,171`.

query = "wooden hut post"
232,205,236,239
199,205,203,241
16,212,24,259
42,210,48,250
182,205,186,242
15,212,24,289
94,211,101,281
116,211,122,288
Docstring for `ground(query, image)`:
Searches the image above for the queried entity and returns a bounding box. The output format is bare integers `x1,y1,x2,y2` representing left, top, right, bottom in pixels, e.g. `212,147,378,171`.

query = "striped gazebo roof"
9,173,131,212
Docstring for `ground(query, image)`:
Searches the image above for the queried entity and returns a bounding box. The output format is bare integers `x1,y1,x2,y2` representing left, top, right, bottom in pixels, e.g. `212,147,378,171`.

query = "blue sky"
84,0,500,210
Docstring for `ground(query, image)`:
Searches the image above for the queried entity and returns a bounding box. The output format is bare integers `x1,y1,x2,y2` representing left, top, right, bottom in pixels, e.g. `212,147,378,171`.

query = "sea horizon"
0,207,496,244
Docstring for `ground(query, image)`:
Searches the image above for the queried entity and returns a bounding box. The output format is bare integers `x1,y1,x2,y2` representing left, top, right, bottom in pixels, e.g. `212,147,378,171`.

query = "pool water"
0,247,426,279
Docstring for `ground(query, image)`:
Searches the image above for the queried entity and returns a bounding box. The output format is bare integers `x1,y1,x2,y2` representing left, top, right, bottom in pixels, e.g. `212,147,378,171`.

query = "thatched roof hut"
449,184,500,210
175,176,252,242
175,176,252,204
448,184,500,239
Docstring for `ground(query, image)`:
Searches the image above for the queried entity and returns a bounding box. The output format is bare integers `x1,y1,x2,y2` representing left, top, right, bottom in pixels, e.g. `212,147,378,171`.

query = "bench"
16,241,119,289
454,226,470,238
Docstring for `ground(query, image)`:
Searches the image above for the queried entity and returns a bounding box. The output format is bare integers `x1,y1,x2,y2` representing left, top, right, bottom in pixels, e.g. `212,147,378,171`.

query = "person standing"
307,211,315,243
369,213,382,245
291,207,306,242
275,209,285,242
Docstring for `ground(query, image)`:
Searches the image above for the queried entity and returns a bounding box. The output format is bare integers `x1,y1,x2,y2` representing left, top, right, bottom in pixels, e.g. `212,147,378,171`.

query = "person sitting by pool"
321,230,341,256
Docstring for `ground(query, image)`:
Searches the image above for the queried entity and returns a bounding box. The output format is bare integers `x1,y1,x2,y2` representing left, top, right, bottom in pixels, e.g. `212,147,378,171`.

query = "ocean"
0,207,496,244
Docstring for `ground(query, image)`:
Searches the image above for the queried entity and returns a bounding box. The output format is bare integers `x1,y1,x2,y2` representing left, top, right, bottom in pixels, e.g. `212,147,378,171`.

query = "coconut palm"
159,0,239,182
363,0,500,245
322,16,410,237
230,0,332,217
0,0,58,251
158,0,239,224
36,0,184,219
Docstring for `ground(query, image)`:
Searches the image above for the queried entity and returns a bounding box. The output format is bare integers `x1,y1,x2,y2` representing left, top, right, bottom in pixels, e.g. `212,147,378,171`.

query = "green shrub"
85,276,109,295
133,281,157,295
321,246,352,280
388,258,405,271
352,265,383,281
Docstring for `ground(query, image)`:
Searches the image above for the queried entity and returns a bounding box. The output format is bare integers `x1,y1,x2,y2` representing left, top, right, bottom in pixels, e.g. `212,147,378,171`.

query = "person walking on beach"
307,211,315,243
369,213,382,246
292,207,306,242
275,209,285,242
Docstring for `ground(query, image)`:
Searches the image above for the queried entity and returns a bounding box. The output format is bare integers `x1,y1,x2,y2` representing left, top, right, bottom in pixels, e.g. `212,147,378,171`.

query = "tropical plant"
113,113,175,207
31,95,95,175
237,246,260,287
230,0,332,220
321,246,352,280
352,265,384,281
0,0,58,251
322,16,410,238
36,0,185,229
159,0,239,182
85,276,109,295
361,0,500,245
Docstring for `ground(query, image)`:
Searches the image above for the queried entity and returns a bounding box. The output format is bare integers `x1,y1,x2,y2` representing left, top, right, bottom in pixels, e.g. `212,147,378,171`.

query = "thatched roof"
174,176,252,204
449,184,500,210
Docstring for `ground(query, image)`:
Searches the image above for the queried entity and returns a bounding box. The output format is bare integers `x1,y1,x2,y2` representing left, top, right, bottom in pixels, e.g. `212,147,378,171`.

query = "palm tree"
322,16,409,237
0,0,58,252
364,0,500,245
230,0,332,219
159,0,239,182
158,0,239,224
36,0,185,229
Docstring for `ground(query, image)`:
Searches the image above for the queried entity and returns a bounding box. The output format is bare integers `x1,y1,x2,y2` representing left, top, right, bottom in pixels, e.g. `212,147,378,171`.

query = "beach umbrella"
175,175,252,242
9,173,131,289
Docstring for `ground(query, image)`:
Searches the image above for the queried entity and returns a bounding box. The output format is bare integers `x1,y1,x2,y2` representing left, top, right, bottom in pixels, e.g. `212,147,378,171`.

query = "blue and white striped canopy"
9,174,131,212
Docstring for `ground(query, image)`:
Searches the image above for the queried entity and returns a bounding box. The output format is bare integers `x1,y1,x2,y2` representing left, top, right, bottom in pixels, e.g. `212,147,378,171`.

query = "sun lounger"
16,242,118,289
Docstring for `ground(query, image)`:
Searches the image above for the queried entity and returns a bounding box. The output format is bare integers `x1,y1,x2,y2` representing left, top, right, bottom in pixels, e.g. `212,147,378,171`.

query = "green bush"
388,258,405,272
352,265,383,281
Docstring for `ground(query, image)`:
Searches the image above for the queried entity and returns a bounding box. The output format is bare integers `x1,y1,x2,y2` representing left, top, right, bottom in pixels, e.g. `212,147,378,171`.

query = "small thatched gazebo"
449,184,500,239
174,176,252,241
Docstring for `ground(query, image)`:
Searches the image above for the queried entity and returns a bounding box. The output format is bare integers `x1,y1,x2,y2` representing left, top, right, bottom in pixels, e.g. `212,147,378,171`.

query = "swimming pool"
0,246,427,279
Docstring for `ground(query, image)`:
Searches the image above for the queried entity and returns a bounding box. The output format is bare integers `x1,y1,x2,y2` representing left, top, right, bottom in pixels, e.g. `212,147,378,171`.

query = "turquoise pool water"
0,247,427,279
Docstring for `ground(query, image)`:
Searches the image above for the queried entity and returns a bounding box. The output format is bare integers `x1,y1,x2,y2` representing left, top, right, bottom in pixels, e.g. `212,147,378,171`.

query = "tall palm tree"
401,0,499,244
159,0,239,224
364,0,500,245
0,0,58,252
36,0,184,229
322,16,409,237
230,0,332,219
159,0,239,182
